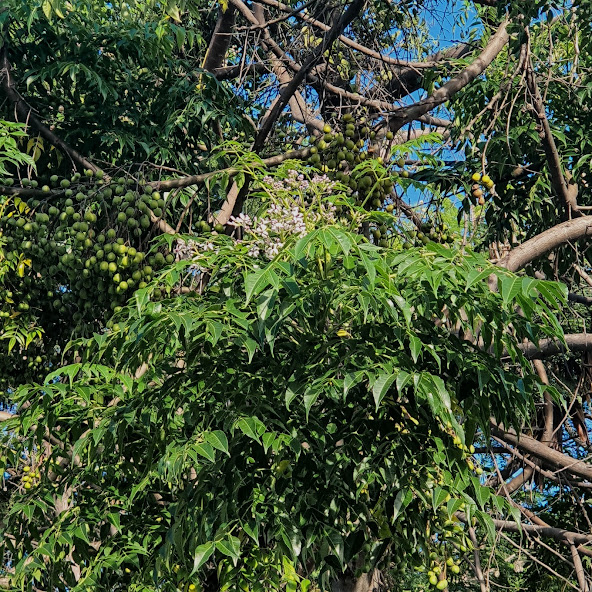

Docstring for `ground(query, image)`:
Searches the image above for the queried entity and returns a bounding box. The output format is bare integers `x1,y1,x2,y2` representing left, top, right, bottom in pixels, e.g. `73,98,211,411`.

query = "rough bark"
202,6,236,72
502,216,592,272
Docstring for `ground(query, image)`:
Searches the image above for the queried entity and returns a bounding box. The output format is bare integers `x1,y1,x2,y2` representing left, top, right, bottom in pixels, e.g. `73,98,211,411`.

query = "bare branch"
458,512,592,546
151,147,311,192
525,57,581,216
502,216,592,272
467,526,487,592
256,0,447,68
251,0,366,152
387,18,510,133
490,422,592,482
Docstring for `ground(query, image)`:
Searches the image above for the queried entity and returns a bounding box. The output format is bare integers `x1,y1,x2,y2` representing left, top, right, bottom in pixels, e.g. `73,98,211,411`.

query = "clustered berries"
470,172,495,205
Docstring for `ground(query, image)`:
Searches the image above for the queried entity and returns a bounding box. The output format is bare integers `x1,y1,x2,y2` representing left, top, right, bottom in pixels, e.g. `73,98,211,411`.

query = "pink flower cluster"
261,169,337,196
175,169,340,265
229,203,307,259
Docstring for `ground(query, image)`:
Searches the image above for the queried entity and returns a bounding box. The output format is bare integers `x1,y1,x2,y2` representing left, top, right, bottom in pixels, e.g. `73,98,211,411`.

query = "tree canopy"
0,0,592,591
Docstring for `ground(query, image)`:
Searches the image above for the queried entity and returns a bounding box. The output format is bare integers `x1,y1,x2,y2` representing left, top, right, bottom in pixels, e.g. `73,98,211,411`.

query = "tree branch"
516,333,592,360
525,57,581,216
458,512,592,546
386,18,510,133
502,216,592,272
151,147,311,191
0,46,99,173
490,422,592,482
202,6,236,72
212,62,267,80
251,0,366,152
256,0,447,69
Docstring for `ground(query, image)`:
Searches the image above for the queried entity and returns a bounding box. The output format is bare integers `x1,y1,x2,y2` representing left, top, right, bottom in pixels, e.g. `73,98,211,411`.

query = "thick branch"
0,46,98,173
202,6,236,72
517,333,592,360
491,422,592,482
525,58,580,216
387,18,510,133
254,3,324,134
458,512,592,546
502,216,592,272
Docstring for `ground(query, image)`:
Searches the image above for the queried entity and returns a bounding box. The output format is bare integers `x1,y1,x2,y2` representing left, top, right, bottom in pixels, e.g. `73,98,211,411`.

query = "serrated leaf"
190,541,215,575
408,334,422,363
499,275,521,306
237,417,261,443
431,487,449,511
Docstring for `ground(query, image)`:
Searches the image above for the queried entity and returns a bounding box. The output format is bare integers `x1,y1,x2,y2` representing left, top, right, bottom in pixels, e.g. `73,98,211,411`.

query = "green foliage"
0,208,566,589
0,1,590,590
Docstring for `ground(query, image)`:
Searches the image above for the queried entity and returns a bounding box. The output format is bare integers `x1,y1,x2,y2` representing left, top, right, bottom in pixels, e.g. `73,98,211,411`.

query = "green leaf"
204,431,229,456
194,442,215,462
372,370,396,410
408,334,422,363
190,542,215,575
472,478,490,508
237,417,262,443
215,536,241,564
499,275,521,306
431,487,449,511
245,266,279,304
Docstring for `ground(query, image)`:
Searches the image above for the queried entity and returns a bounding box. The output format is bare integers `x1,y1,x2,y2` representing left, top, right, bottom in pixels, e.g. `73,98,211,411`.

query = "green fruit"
436,580,448,590
429,575,438,586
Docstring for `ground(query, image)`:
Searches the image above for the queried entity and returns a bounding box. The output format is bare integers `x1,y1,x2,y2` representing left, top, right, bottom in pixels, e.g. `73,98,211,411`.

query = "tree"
0,0,591,591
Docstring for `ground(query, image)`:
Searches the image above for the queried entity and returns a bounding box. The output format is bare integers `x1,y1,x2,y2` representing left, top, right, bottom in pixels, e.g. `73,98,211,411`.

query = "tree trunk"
332,570,382,592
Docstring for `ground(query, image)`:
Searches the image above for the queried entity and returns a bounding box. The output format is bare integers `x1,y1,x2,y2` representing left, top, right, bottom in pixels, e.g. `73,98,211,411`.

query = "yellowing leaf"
42,0,52,20
167,3,181,21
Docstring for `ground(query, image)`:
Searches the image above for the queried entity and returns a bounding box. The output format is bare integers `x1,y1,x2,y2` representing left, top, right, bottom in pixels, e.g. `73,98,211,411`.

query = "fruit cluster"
0,170,185,387
470,172,494,205
306,114,455,247
21,464,41,490
308,115,394,212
